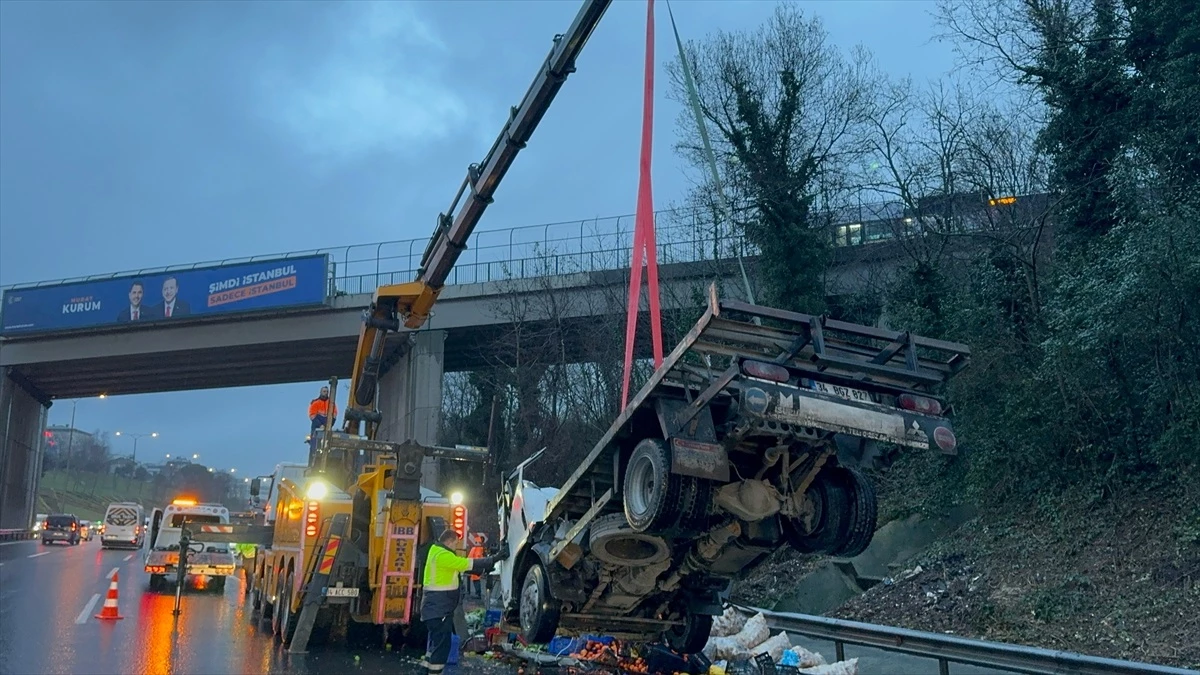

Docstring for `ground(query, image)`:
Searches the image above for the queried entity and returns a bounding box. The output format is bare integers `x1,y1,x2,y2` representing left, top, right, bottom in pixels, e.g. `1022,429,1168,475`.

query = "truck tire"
518,562,560,644
782,469,850,554
828,466,877,558
274,571,297,644
149,574,165,592
664,612,713,655
624,438,684,533
588,513,671,566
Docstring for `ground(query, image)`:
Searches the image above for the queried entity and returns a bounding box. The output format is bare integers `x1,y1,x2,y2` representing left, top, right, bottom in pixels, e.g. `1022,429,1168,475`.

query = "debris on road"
703,607,860,675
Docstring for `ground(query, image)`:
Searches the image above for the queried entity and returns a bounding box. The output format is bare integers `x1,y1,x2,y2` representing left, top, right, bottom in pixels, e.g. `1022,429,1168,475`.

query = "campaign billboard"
1,254,330,336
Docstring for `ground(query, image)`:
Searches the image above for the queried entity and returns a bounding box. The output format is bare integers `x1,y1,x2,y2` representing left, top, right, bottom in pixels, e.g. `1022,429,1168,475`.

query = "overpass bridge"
1,196,1029,530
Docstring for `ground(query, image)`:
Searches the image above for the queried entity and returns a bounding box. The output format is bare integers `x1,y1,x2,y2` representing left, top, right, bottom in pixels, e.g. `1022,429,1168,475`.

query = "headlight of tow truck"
305,481,329,500
450,491,464,506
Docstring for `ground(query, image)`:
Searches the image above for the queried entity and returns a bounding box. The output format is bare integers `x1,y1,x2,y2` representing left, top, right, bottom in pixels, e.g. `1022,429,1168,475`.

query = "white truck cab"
497,450,561,606
144,499,237,592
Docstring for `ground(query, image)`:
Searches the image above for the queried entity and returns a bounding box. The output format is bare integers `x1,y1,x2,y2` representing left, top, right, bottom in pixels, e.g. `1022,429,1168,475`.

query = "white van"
101,502,145,549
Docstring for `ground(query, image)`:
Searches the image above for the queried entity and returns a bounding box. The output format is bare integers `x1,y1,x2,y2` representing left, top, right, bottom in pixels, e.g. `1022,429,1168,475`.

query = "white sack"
786,645,829,668
702,636,751,662
731,612,770,650
750,632,791,663
711,606,749,638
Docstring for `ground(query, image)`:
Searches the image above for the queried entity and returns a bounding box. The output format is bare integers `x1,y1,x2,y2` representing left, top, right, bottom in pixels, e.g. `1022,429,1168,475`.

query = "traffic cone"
95,571,124,620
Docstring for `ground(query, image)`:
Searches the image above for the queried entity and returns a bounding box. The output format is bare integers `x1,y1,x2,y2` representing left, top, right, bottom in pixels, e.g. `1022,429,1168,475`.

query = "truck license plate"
325,587,359,597
809,381,872,404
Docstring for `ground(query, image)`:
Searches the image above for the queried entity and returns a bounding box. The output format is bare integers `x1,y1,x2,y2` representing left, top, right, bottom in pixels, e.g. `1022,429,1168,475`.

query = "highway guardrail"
0,526,32,540
735,604,1196,675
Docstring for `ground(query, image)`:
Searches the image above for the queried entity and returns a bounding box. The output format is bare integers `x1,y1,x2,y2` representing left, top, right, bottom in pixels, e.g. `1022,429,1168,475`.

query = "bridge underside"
8,309,688,399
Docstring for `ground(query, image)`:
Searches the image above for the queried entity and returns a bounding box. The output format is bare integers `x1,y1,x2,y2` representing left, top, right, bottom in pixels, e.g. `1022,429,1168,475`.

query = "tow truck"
225,0,615,652
144,499,238,592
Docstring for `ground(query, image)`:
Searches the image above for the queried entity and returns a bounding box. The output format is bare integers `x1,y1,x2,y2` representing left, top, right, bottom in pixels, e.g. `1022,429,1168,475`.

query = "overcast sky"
0,0,954,481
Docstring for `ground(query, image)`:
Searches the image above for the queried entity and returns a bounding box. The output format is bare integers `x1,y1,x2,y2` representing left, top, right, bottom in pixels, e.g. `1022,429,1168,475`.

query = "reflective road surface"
0,537,1014,674
0,538,512,675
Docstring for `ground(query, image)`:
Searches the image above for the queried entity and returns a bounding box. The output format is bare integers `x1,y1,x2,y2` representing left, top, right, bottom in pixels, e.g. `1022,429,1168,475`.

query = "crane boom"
343,0,612,438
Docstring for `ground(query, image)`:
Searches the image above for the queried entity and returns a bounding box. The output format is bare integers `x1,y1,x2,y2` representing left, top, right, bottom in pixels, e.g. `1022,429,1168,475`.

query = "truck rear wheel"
828,466,877,557
274,571,297,644
783,466,877,557
783,469,849,554
664,611,713,655
518,562,560,644
624,438,684,533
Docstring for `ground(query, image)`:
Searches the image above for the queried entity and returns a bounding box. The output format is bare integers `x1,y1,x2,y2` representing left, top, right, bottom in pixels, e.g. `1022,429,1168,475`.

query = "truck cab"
144,499,237,592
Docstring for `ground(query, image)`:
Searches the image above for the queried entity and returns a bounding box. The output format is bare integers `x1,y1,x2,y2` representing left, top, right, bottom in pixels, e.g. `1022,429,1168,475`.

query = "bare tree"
665,3,879,314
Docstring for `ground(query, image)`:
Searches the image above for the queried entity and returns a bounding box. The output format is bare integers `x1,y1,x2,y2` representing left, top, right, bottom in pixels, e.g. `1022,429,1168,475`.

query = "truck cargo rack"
544,283,971,523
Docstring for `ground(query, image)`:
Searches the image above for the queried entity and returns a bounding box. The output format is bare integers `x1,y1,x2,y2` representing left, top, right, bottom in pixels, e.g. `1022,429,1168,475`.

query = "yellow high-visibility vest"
422,544,471,592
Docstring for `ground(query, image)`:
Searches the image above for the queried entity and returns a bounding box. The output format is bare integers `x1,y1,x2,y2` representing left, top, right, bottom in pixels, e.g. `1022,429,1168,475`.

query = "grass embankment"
37,470,166,521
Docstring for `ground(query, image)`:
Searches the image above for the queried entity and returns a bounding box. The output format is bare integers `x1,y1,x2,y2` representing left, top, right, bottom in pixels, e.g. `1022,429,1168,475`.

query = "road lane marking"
0,540,36,547
107,567,119,580
76,593,102,624
28,551,50,559
123,554,134,561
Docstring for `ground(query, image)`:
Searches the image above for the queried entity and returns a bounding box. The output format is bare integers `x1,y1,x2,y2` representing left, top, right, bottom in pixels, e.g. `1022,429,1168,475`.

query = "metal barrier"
736,605,1196,675
2,195,1043,295
0,528,33,542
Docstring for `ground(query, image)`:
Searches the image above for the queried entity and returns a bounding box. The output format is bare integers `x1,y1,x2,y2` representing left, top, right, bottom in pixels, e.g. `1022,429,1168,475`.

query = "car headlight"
305,481,329,500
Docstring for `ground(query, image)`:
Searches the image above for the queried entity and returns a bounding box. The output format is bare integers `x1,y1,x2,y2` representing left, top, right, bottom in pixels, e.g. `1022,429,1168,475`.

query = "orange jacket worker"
466,533,487,593
308,386,338,429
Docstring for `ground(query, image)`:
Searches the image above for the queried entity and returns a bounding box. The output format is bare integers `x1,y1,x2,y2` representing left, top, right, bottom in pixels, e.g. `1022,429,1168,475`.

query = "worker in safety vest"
420,528,506,674
307,385,338,457
466,533,487,599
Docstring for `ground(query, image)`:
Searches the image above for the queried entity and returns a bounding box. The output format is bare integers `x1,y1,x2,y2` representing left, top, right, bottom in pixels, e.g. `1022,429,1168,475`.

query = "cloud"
255,1,467,163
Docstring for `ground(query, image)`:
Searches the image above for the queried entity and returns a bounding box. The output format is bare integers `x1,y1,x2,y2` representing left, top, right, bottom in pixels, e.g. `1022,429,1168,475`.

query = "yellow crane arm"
343,0,612,438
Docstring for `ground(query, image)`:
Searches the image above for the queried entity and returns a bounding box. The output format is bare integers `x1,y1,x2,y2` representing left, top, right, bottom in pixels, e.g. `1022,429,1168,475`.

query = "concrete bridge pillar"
375,330,446,492
0,370,50,530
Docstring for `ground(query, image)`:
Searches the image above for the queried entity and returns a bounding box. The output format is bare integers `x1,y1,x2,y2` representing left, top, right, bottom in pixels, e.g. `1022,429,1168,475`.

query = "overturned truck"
497,284,971,653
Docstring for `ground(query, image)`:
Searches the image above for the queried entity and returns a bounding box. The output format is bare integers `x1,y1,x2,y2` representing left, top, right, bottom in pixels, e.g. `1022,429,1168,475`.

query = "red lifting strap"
621,0,664,410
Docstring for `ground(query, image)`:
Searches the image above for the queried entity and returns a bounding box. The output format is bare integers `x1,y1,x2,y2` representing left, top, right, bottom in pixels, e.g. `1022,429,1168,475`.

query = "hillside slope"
736,484,1199,670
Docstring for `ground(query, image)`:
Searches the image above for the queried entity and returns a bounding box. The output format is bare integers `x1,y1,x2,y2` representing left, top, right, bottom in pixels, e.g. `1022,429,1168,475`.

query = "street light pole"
65,401,78,473
114,431,158,465
60,394,106,474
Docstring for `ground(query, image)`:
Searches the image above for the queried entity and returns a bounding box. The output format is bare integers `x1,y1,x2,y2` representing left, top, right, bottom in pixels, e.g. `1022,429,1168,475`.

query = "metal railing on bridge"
2,194,1048,299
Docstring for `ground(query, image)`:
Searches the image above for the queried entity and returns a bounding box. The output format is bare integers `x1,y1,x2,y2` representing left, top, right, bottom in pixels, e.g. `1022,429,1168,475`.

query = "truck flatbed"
545,284,970,524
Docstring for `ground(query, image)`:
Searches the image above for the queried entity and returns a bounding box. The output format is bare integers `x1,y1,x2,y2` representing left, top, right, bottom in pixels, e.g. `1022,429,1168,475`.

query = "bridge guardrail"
737,604,1196,675
2,194,1049,302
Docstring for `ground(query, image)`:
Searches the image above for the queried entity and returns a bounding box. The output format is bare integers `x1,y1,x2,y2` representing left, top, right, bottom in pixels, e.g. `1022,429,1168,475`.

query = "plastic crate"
484,609,502,627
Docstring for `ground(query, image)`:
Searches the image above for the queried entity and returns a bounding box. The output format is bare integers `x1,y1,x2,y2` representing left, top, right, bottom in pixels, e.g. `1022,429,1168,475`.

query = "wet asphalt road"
0,537,1024,674
0,538,516,675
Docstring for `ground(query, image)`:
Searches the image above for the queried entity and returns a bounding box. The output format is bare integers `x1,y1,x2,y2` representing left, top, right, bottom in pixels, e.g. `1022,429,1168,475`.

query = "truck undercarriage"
500,284,971,652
